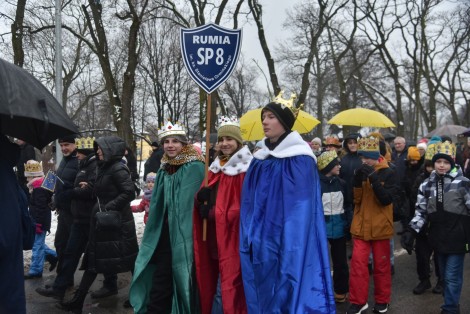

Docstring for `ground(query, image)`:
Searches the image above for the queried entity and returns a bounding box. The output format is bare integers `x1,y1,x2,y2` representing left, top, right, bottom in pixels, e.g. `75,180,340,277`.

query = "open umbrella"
426,125,468,138
240,108,320,141
327,108,396,128
0,58,78,149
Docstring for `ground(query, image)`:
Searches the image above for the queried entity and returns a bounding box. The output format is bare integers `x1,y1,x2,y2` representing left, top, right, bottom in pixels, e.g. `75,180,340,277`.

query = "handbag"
95,197,122,232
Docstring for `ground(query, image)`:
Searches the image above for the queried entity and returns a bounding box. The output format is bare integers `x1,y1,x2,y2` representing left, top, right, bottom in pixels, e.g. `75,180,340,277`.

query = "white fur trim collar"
209,145,253,176
253,131,316,160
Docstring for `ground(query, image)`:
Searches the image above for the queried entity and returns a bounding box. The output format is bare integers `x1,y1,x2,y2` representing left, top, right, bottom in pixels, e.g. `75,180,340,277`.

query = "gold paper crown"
434,141,456,159
272,91,301,118
218,116,240,129
324,135,341,147
157,121,186,140
425,143,439,161
75,137,95,149
358,136,379,152
24,160,43,174
317,150,338,171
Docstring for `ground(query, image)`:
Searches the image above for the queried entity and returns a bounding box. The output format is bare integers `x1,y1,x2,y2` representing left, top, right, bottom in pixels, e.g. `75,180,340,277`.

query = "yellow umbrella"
240,108,321,141
327,108,395,128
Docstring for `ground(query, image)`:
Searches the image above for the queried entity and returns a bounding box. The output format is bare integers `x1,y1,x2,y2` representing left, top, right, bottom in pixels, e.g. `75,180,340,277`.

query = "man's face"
60,142,76,157
394,138,406,153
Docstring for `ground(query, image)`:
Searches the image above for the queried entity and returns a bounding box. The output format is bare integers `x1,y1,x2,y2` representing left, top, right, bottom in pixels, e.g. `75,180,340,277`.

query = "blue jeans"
437,253,465,314
211,275,223,314
28,231,56,275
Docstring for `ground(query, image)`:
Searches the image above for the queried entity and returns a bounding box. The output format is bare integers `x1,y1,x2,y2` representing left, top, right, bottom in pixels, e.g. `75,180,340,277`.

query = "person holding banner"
239,94,336,313
129,122,205,314
193,117,253,314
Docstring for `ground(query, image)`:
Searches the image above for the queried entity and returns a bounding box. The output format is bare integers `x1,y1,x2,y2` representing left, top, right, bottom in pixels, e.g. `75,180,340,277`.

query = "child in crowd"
317,150,350,303
131,172,156,224
24,160,57,279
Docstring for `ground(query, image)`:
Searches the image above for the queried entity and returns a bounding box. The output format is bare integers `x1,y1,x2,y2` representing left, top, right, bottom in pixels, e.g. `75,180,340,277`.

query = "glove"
360,164,375,177
401,229,416,255
197,187,212,204
35,223,43,234
198,203,212,219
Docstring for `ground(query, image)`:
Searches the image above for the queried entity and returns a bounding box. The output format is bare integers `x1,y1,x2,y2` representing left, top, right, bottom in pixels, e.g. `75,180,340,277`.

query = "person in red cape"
193,117,253,314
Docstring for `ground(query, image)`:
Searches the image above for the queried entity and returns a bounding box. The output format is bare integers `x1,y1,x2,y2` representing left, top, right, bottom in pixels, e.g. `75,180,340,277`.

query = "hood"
94,136,126,163
342,132,362,153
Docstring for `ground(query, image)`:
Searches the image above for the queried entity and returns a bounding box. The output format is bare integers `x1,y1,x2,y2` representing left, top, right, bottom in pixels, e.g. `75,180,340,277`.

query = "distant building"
135,139,153,161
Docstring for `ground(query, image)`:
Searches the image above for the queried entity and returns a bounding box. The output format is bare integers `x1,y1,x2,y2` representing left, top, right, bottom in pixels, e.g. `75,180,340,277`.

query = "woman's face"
218,136,238,155
311,142,321,150
163,137,184,158
261,110,285,142
97,147,104,160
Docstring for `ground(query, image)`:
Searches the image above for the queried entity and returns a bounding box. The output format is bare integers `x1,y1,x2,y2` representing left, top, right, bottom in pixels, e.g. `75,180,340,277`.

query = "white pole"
54,0,63,168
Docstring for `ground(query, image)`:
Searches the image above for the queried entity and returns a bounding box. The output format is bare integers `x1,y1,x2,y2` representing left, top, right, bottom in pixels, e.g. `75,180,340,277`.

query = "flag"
41,170,58,192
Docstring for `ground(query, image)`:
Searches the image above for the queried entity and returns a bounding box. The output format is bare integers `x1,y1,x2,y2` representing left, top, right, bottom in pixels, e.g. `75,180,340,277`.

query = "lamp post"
54,0,63,167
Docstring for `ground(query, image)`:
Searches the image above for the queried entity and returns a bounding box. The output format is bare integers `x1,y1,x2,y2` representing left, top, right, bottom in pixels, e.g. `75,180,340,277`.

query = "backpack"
18,184,35,250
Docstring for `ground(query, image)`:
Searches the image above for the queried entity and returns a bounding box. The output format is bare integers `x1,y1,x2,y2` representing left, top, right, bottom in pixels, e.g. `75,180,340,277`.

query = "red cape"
193,171,247,314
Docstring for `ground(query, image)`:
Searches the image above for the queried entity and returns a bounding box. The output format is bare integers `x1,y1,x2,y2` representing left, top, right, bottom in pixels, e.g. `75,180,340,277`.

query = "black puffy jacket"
70,154,97,224
85,136,138,274
54,152,79,212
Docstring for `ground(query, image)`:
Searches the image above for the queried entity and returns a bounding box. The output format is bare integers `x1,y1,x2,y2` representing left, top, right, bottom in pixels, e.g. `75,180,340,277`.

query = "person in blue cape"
239,93,336,314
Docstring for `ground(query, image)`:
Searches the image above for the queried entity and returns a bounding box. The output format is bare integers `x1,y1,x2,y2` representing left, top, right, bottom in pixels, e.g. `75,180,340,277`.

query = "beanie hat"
217,117,243,145
431,141,456,169
407,146,421,161
417,142,427,150
358,136,380,160
311,137,322,145
317,150,339,175
146,172,156,183
58,134,78,144
24,160,44,177
428,135,442,146
75,137,95,156
262,102,296,131
343,132,362,149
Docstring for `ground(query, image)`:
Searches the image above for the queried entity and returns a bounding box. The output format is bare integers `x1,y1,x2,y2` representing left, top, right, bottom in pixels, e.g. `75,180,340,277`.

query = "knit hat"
158,121,188,145
75,137,95,155
311,137,322,145
217,116,243,145
432,141,456,169
58,134,78,144
146,172,156,183
417,142,427,150
324,135,342,147
317,150,339,175
262,102,296,131
428,136,442,146
407,146,421,161
24,160,44,177
358,136,380,160
343,132,362,149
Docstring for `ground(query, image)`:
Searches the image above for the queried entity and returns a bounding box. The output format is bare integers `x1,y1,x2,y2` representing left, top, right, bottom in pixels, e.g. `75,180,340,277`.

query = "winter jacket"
410,167,470,254
85,136,138,274
131,196,150,224
28,177,53,231
350,158,397,241
143,147,164,181
54,152,79,212
320,174,348,239
70,154,97,224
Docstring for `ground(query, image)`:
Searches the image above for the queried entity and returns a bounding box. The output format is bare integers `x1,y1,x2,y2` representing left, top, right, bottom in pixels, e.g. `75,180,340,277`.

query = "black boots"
57,289,87,313
45,254,58,272
413,279,431,295
433,279,444,294
90,285,118,299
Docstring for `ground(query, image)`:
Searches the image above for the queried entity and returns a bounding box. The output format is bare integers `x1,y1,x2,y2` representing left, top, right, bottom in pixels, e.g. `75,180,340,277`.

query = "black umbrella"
0,58,79,149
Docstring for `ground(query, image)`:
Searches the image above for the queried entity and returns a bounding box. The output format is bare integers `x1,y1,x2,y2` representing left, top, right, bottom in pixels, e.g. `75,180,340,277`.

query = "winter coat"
410,167,470,254
54,152,79,212
28,177,53,231
0,136,26,314
350,158,396,241
131,195,150,224
144,147,164,181
320,174,348,239
85,136,138,274
70,154,97,224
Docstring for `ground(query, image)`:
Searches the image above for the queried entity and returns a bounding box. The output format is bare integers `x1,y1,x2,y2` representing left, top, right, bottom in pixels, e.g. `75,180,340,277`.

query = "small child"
131,172,156,224
317,150,350,303
24,160,57,279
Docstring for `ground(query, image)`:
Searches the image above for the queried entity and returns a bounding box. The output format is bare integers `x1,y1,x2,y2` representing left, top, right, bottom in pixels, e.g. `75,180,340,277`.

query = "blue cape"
240,154,335,313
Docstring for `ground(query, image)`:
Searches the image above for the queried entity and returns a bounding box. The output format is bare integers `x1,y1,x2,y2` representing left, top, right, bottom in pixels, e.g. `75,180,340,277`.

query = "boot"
57,289,87,313
45,254,58,272
413,279,431,295
90,285,118,299
433,279,444,294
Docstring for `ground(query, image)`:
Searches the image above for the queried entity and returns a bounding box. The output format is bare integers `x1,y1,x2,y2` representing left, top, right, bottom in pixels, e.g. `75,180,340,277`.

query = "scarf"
160,144,205,168
436,175,444,212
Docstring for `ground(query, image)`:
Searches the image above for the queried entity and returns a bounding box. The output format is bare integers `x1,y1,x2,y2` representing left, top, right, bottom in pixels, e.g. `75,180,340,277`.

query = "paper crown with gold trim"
272,91,302,118
24,160,44,177
217,116,240,128
158,121,187,141
424,143,439,161
75,137,95,150
358,136,380,159
317,150,339,172
432,141,456,168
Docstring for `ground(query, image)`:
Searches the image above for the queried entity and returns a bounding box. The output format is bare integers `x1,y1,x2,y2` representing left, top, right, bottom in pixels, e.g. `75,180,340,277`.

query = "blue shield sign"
181,23,242,93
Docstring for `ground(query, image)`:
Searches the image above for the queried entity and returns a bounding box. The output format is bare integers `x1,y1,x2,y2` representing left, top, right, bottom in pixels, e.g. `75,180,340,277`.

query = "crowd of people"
1,97,470,314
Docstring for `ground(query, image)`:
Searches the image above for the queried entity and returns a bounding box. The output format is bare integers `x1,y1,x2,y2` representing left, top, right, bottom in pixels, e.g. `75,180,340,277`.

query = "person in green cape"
129,121,205,313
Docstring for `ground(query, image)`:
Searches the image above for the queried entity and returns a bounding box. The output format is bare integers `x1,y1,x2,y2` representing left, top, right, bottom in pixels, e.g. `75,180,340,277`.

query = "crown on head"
157,121,186,140
434,141,456,159
358,136,379,152
218,116,239,129
425,143,439,161
317,150,338,171
24,160,43,174
75,137,95,149
272,91,301,118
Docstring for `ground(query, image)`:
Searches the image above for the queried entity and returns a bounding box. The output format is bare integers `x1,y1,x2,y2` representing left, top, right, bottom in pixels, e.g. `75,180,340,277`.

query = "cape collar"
253,131,316,160
209,145,253,176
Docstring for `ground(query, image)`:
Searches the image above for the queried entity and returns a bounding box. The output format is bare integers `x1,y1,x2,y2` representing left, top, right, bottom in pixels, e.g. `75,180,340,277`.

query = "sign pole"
202,93,212,241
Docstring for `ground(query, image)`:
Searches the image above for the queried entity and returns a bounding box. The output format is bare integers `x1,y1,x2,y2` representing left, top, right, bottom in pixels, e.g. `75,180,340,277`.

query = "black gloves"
401,229,416,255
360,164,379,183
197,187,212,203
